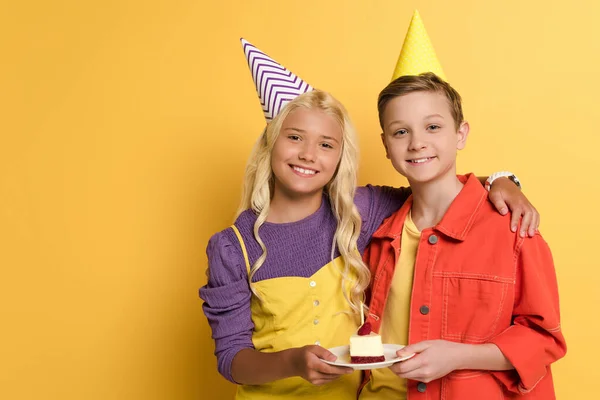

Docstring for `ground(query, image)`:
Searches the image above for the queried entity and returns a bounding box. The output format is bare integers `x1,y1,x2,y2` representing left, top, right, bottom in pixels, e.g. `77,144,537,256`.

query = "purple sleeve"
199,229,254,383
355,185,411,251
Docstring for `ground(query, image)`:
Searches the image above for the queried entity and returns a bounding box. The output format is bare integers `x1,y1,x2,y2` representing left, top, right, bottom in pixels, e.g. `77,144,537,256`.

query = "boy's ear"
380,133,391,159
456,121,470,150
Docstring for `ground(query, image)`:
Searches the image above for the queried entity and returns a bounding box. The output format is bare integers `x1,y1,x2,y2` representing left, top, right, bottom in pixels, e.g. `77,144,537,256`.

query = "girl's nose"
298,144,316,162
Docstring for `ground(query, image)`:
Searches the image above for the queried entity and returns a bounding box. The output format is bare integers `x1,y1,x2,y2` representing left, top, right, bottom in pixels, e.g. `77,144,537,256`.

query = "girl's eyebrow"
285,127,340,144
321,135,340,144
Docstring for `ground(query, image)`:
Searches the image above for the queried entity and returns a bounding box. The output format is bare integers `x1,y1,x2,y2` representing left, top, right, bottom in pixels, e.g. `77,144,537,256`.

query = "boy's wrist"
452,342,470,371
454,343,512,371
485,171,521,191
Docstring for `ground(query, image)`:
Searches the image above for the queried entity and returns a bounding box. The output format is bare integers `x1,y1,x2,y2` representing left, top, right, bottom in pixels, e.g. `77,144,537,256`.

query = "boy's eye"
428,124,441,131
393,129,408,136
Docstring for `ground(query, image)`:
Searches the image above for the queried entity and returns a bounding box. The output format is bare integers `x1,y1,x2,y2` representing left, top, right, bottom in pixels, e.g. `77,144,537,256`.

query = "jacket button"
417,382,427,392
428,234,438,244
309,280,316,287
419,305,430,315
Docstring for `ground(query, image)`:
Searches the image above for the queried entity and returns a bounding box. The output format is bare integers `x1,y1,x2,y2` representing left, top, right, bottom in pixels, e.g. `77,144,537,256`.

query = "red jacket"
361,174,566,399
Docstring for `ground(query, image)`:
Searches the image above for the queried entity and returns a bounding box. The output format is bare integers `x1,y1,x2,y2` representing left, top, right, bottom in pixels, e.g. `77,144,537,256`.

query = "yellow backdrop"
1,0,598,399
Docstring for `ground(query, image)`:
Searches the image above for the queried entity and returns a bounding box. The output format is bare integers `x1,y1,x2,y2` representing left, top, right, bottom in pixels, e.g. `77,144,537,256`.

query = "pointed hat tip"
390,10,446,81
239,38,313,121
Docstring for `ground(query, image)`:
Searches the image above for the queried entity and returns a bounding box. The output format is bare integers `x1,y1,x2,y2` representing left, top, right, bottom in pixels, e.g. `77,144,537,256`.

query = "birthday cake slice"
349,322,385,363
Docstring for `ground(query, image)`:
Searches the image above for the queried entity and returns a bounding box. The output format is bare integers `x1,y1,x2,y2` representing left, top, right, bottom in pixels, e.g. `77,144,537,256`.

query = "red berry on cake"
357,321,372,336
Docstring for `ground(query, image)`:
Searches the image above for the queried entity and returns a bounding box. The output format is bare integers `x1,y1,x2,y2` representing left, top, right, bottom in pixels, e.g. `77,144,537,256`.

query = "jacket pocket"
441,274,511,343
441,371,504,399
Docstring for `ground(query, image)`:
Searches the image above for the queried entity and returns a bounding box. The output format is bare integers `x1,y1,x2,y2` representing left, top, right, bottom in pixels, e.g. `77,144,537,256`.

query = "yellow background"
1,1,598,399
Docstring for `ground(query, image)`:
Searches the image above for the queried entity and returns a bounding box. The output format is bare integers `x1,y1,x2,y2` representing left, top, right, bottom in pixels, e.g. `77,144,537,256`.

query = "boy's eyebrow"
386,119,407,130
386,114,446,129
386,119,404,128
425,114,445,119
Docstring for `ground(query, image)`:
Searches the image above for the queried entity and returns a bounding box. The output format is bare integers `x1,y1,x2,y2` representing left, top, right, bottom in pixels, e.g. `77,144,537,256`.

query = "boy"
359,73,566,399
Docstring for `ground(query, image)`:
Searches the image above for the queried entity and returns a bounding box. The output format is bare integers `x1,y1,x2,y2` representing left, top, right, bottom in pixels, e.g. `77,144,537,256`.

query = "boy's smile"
406,156,436,165
380,91,469,186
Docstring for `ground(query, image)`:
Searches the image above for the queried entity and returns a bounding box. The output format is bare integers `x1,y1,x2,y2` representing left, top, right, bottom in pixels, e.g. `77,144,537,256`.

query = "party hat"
391,10,446,81
241,38,313,121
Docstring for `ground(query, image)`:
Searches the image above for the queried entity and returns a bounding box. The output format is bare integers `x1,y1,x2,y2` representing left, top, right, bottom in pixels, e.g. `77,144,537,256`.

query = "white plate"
321,344,415,370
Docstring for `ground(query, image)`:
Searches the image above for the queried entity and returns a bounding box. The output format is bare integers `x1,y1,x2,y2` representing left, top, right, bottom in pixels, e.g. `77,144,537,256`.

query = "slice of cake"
349,322,385,363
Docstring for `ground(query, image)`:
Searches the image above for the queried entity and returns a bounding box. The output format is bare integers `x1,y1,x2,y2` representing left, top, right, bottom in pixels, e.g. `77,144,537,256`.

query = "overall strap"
230,225,251,275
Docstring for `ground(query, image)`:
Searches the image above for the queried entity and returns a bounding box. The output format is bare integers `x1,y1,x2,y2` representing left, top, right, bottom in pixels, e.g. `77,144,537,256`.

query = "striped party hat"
241,38,313,121
391,10,446,81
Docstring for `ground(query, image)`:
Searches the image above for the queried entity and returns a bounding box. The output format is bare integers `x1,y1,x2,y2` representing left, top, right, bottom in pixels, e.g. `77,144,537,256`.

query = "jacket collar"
372,174,487,242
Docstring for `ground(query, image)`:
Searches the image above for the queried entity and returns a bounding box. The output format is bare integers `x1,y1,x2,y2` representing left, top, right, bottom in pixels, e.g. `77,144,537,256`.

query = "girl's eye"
394,129,408,136
321,143,334,149
288,135,301,141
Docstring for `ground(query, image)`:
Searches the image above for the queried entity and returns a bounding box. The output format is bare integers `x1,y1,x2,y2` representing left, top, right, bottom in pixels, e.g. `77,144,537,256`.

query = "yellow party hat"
391,10,446,81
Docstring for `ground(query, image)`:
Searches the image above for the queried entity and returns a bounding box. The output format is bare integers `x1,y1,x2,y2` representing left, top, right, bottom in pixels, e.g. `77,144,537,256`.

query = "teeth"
410,157,432,163
293,166,316,175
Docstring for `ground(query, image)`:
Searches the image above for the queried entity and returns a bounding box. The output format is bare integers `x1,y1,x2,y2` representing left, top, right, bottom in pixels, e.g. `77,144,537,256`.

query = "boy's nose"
408,132,427,151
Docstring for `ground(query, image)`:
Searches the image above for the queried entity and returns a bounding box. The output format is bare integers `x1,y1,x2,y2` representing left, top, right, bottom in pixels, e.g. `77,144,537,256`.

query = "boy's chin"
404,174,441,185
405,170,459,187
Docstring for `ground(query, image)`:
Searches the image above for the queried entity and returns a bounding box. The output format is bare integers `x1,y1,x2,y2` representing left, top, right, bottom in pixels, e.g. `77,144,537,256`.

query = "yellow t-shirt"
360,211,420,400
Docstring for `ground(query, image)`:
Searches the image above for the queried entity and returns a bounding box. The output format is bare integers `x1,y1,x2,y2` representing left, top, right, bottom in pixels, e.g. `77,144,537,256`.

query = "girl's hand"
389,340,463,383
488,177,539,237
290,345,354,385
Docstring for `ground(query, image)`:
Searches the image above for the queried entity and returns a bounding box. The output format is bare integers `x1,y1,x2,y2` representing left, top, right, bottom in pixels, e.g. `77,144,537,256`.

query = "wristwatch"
485,171,521,191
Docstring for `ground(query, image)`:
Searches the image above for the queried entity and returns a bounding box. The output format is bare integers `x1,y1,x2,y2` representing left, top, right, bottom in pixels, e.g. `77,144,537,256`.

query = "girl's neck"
266,188,323,223
409,173,463,231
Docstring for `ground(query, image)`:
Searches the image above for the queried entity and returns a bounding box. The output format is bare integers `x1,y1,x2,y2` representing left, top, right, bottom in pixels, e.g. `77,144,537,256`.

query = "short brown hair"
377,72,464,130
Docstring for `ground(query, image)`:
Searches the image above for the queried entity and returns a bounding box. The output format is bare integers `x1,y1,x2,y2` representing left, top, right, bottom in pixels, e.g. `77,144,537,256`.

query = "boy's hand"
389,340,463,383
488,177,539,237
290,345,353,385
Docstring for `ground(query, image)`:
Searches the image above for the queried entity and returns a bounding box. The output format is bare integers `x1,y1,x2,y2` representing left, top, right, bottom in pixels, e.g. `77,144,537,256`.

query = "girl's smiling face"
271,107,343,201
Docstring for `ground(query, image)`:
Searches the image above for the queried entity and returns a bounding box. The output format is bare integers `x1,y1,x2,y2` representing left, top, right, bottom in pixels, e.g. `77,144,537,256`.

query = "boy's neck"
266,189,323,224
408,173,464,231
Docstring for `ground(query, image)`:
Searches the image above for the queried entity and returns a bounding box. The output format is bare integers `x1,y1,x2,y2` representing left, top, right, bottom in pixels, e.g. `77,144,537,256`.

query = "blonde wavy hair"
236,89,369,313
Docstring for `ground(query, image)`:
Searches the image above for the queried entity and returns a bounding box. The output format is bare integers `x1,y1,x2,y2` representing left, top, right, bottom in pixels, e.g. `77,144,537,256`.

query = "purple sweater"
199,185,410,382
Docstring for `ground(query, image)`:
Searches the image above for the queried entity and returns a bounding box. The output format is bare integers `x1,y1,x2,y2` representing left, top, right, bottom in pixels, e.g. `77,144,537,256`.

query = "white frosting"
349,332,384,357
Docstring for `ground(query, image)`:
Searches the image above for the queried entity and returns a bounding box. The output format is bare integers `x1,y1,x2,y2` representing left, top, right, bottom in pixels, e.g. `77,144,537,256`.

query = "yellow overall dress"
231,226,362,399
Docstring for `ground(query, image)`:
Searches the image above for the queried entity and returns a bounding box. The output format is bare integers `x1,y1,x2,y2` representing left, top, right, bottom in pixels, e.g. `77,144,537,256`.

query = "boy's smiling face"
380,90,469,185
